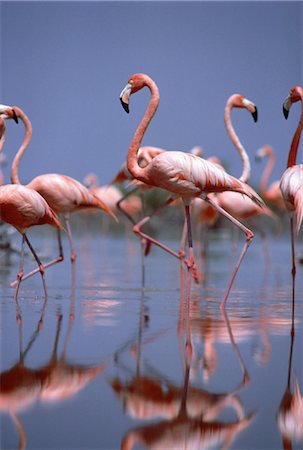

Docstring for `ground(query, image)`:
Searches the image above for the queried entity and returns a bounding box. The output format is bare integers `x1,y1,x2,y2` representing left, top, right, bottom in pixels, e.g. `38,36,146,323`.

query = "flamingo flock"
0,76,302,309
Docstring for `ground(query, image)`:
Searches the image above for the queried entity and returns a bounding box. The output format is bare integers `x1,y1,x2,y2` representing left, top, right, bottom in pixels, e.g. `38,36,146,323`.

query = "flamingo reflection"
110,278,255,450
0,285,105,449
277,281,303,449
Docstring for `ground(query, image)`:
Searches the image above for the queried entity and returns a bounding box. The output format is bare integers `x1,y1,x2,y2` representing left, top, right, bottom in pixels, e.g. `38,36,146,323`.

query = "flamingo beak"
251,108,258,123
12,108,18,124
283,95,291,120
120,83,132,114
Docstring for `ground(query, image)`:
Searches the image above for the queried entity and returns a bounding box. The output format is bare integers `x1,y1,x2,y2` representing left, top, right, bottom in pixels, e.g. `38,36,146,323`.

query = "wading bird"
5,106,117,284
255,145,285,211
280,85,303,276
0,106,62,295
215,95,277,233
119,73,264,308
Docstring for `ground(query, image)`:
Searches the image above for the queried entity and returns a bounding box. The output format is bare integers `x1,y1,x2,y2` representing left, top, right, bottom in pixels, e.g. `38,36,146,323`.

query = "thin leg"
117,186,139,226
133,196,179,258
203,196,254,309
23,234,48,296
64,214,76,262
179,218,187,259
14,234,26,301
184,204,200,283
290,217,296,278
133,197,199,282
11,229,64,286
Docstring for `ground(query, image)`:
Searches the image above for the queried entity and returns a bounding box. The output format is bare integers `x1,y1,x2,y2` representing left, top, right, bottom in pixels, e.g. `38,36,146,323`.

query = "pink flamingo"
84,172,142,218
280,85,303,276
0,106,63,295
120,73,264,308
255,145,285,210
5,106,117,285
215,95,277,231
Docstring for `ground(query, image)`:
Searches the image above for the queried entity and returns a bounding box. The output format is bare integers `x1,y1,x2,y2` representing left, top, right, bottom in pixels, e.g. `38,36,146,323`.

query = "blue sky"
1,1,302,189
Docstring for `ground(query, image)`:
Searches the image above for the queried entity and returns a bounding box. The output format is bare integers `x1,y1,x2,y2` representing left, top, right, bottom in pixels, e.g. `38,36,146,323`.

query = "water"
0,221,302,450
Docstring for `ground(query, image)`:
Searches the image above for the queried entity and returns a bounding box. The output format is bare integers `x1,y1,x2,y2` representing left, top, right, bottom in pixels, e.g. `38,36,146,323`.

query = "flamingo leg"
117,186,139,226
133,196,199,282
63,213,76,262
203,195,254,309
290,217,296,277
14,234,26,300
23,234,48,295
184,203,200,283
10,229,64,286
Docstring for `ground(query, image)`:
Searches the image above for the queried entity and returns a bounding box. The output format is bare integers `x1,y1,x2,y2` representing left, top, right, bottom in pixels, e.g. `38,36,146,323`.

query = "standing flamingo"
4,105,117,284
255,145,285,210
215,95,277,232
0,106,62,294
280,85,303,277
83,172,142,219
120,73,264,308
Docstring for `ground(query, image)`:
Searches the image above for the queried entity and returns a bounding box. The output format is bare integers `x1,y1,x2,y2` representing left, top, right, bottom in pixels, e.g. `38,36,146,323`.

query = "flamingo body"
27,173,115,218
133,150,263,204
280,164,303,234
0,184,62,234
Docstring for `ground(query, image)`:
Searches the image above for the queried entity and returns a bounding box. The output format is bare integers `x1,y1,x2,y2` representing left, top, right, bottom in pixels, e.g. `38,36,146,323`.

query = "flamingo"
255,145,285,210
0,106,63,295
280,85,303,277
120,73,264,308
4,105,117,285
83,172,142,219
215,95,277,233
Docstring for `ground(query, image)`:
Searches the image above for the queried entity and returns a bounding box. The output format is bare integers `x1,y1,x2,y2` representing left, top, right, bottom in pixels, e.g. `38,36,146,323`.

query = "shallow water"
0,224,302,450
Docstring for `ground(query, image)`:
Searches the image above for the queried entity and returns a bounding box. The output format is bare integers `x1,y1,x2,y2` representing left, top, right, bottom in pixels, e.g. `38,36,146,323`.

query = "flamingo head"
120,73,154,113
283,86,303,119
228,94,258,122
0,104,18,123
255,145,273,161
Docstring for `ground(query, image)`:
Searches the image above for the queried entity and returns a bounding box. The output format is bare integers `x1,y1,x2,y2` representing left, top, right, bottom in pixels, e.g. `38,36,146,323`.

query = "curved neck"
11,108,32,185
0,119,6,185
127,78,160,180
287,93,303,168
260,147,275,196
225,102,251,183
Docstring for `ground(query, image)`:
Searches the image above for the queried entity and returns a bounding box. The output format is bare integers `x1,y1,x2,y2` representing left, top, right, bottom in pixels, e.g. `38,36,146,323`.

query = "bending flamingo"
280,85,303,276
120,73,264,308
255,145,285,210
0,106,62,294
5,106,117,284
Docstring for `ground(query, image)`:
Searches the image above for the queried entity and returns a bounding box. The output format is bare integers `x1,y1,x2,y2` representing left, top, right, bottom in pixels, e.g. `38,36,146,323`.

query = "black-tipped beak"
120,98,129,114
252,108,258,123
12,109,18,124
283,105,289,120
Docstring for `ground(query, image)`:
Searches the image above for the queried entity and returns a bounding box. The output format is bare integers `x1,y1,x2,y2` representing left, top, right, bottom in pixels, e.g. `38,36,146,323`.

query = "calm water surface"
0,224,302,450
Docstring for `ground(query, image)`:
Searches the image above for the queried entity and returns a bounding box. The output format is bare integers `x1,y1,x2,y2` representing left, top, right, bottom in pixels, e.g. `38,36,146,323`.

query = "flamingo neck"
260,147,275,197
225,102,251,183
11,108,32,185
127,78,160,181
0,119,6,185
287,94,303,168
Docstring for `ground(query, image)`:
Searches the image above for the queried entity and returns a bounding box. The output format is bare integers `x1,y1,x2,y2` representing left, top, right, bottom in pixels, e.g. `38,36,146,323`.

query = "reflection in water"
110,276,255,449
0,283,105,449
277,282,303,449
